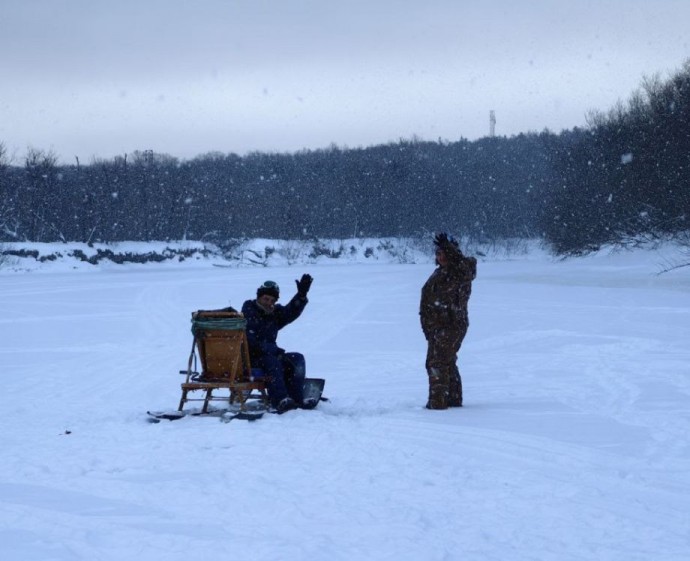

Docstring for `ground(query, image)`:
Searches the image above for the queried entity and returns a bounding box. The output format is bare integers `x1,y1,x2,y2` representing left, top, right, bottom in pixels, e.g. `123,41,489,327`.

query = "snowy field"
1,246,689,560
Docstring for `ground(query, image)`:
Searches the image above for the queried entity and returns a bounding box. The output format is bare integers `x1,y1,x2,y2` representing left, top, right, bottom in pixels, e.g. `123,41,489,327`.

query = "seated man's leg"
283,352,306,405
256,353,289,408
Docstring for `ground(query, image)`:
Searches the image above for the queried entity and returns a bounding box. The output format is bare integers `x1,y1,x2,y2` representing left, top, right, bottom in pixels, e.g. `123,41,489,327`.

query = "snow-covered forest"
1,62,689,255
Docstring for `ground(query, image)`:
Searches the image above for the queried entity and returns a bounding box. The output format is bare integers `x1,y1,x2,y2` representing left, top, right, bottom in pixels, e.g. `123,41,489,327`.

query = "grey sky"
1,0,688,164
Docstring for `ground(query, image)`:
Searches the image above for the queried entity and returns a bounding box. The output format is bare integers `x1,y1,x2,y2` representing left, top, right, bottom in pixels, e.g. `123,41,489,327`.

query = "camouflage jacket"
419,249,477,338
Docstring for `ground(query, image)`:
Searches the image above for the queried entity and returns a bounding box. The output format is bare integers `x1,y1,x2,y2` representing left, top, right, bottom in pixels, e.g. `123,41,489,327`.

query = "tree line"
1,61,688,254
542,61,690,253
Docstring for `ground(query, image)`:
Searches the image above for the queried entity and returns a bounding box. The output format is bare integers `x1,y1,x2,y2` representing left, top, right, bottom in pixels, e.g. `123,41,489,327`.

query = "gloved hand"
296,273,313,297
433,232,447,247
433,232,459,250
434,232,464,262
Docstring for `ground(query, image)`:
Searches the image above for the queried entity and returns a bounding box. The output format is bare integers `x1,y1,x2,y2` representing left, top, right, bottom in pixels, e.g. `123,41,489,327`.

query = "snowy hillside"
1,242,689,560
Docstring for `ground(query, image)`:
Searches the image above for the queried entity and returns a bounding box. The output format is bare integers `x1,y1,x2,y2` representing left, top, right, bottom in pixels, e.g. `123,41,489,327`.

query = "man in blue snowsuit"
241,274,313,413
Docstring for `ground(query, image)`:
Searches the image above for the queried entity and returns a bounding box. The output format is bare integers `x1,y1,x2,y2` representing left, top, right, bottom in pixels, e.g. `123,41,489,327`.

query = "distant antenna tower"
489,110,496,137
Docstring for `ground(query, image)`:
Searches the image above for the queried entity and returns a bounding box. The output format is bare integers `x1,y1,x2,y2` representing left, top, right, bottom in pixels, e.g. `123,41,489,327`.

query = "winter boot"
426,368,449,410
277,397,297,414
448,369,463,407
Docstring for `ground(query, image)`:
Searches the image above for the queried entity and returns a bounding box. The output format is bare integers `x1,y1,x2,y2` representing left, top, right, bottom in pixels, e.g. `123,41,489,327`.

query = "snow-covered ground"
1,244,689,560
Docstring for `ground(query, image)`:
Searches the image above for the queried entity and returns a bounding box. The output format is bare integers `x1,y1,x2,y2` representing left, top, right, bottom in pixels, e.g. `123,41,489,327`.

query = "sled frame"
178,311,269,413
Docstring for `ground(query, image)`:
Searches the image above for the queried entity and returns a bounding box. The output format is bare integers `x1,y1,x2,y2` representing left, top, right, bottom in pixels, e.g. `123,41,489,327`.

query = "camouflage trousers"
425,325,467,409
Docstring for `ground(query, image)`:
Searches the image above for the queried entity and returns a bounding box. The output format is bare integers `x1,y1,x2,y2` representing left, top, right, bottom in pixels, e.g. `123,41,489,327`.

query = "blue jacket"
241,294,308,359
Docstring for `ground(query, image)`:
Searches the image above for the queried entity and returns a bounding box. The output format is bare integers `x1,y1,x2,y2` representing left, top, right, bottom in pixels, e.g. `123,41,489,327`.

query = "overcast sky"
1,0,689,164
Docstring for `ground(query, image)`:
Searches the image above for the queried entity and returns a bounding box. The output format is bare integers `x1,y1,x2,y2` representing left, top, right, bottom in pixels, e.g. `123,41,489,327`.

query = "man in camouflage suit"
419,233,477,409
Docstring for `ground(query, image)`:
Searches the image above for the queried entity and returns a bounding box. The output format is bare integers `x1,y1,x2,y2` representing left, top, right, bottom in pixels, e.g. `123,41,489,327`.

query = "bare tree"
0,142,7,172
23,147,64,241
0,142,12,235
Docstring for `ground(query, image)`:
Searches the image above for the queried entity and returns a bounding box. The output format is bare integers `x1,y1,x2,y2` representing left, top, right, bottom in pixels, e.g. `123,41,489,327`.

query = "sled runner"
147,407,265,423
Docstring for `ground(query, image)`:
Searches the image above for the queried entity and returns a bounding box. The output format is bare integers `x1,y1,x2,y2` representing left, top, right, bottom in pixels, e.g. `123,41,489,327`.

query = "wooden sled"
178,310,269,413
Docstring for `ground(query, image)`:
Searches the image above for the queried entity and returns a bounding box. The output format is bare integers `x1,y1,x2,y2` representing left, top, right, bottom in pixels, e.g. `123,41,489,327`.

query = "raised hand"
296,273,313,297
434,232,459,250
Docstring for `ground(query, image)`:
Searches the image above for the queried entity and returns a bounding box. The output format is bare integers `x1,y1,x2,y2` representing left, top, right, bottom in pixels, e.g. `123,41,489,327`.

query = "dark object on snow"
301,377,326,409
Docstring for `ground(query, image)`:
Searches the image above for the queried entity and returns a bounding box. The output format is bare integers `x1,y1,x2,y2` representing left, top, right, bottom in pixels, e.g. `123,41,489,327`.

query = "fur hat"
257,280,280,300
